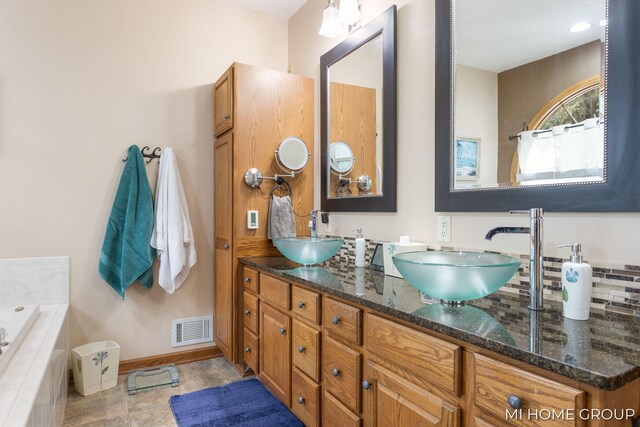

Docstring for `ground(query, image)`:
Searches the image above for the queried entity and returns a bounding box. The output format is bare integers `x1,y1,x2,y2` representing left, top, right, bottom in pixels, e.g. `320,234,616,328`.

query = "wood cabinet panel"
324,391,362,427
213,131,233,360
260,274,291,312
365,314,461,397
243,328,259,373
291,368,321,427
323,336,362,414
243,267,259,294
292,319,321,382
292,285,321,325
243,292,259,334
260,304,291,406
363,361,460,427
214,66,233,136
474,353,586,427
323,298,362,345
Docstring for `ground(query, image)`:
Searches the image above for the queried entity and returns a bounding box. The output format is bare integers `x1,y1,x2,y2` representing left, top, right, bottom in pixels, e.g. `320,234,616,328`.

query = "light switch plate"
247,210,258,229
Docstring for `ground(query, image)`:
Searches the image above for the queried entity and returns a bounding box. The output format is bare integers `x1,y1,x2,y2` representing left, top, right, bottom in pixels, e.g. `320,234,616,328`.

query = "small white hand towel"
150,148,197,294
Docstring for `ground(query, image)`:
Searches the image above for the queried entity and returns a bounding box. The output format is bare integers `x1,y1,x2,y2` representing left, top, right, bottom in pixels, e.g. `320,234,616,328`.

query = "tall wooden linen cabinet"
213,63,314,367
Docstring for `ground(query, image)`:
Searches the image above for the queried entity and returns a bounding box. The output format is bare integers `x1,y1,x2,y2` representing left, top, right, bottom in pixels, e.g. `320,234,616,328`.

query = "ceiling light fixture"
318,0,342,38
569,22,592,33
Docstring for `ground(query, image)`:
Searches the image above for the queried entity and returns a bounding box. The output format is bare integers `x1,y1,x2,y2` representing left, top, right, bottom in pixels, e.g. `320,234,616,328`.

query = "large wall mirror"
321,5,397,212
435,0,640,211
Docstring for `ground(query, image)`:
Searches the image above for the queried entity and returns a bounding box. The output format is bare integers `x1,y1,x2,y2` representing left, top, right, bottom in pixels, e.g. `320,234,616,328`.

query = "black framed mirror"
321,5,397,212
435,0,640,212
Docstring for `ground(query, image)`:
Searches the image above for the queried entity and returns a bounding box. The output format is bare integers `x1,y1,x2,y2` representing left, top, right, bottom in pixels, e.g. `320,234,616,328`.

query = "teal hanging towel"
99,145,155,298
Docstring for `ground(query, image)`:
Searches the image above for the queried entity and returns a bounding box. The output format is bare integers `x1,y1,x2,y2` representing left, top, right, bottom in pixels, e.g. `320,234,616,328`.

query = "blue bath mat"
169,378,303,427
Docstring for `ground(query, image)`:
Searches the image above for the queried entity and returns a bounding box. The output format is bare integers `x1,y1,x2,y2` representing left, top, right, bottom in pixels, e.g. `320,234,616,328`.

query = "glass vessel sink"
274,237,344,266
393,251,520,304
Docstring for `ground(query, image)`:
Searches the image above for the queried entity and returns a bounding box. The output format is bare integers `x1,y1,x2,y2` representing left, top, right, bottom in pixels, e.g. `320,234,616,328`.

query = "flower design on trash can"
93,351,109,376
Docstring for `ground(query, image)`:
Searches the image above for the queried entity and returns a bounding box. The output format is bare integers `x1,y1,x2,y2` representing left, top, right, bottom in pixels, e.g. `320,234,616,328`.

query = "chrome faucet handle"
509,208,544,217
0,328,7,347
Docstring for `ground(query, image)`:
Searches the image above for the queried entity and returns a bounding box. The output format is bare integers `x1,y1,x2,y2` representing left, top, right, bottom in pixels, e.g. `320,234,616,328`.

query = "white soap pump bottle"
354,228,366,267
559,243,593,321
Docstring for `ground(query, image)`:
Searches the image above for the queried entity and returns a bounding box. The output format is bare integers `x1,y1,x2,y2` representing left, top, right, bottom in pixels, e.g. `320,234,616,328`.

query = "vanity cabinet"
260,303,291,406
241,261,640,427
213,63,313,364
363,361,461,427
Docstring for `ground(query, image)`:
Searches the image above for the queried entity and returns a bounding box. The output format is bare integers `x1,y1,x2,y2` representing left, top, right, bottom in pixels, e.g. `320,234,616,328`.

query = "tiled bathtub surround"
0,257,69,305
328,236,640,317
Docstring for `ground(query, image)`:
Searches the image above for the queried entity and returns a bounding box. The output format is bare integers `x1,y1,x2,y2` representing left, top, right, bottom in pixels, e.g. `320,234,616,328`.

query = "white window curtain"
516,118,603,183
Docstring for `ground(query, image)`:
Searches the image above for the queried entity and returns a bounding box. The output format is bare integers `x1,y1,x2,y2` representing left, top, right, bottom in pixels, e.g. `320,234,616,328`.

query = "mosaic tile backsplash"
329,236,640,317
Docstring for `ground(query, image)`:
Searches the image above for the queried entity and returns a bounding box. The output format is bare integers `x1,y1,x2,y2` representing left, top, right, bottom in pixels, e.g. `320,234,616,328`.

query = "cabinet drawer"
243,328,259,373
323,336,362,414
324,391,361,427
292,319,320,382
243,267,259,294
260,274,290,311
291,368,320,427
365,314,461,397
323,298,362,345
243,292,259,334
474,354,586,427
292,285,321,325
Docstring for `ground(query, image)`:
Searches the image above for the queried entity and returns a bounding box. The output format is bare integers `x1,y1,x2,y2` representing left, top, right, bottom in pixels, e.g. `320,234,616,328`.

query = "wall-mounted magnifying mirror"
276,136,310,173
321,5,397,212
244,136,310,188
330,141,355,175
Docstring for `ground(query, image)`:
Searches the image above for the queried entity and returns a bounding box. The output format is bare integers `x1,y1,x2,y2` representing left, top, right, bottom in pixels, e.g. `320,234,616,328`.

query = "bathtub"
0,305,40,376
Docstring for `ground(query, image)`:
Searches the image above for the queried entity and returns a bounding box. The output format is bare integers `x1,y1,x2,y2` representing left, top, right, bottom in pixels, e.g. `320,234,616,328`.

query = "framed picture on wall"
454,137,480,180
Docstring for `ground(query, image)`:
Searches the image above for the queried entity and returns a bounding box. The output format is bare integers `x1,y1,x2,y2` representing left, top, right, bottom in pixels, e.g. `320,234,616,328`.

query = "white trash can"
71,341,120,396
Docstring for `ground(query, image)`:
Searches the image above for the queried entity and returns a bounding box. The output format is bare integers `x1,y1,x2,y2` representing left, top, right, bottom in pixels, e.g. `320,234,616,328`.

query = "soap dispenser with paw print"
559,243,593,321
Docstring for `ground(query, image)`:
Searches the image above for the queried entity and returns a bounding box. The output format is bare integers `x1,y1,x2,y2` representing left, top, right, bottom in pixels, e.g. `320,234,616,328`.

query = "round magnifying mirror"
277,137,310,172
330,141,355,175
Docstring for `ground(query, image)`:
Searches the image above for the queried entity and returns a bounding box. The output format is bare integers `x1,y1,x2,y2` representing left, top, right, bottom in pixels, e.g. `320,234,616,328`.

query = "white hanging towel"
150,148,197,294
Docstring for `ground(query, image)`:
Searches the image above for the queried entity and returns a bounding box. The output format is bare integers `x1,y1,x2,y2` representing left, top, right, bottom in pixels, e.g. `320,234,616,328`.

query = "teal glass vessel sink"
274,237,344,265
393,251,521,304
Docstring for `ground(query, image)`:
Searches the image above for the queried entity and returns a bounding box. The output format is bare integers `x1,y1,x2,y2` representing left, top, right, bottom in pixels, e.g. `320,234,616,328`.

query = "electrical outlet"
437,215,451,242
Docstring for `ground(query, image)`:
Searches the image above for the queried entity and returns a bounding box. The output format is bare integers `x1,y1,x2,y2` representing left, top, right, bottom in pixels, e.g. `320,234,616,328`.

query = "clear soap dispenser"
354,228,366,267
559,243,593,321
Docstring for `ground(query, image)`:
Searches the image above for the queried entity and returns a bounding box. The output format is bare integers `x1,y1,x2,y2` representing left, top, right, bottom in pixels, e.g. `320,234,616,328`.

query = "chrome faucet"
485,208,544,311
310,211,319,238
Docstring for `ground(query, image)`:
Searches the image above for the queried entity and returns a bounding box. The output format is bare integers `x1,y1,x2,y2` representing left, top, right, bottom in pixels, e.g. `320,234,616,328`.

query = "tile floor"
63,357,246,427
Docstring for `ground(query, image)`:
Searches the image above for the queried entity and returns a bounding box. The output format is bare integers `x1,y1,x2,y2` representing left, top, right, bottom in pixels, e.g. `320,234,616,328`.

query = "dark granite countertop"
241,256,640,391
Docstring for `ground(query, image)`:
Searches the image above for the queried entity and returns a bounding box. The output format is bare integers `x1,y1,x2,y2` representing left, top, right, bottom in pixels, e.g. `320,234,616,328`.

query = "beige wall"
455,65,499,187
0,0,288,360
288,0,640,265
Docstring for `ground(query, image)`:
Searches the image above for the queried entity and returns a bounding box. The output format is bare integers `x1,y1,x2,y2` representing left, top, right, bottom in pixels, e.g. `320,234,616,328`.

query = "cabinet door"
214,132,233,360
260,304,291,406
214,66,233,136
362,361,460,427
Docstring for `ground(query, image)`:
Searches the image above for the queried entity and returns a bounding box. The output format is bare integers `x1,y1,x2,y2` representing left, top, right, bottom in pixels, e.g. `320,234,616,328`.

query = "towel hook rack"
122,146,162,164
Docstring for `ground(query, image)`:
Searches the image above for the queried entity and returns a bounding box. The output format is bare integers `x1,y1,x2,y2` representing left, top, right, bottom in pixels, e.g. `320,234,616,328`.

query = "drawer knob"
362,380,370,390
245,347,251,353
332,368,340,377
332,316,341,325
508,394,522,410
223,243,230,250
245,310,251,315
298,346,305,353
279,328,286,335
297,301,305,309
245,277,251,283
224,114,230,120
297,396,305,404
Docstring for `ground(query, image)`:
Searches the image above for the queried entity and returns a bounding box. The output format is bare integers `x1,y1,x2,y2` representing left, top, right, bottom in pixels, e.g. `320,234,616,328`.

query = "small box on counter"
383,236,428,278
